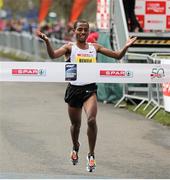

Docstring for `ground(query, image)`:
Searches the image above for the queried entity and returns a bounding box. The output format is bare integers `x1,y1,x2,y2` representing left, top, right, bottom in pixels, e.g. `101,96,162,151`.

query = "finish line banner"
0,62,170,83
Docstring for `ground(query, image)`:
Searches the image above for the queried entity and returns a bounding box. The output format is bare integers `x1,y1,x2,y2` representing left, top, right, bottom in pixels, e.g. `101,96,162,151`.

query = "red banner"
167,15,170,28
38,0,52,23
145,1,166,14
163,83,170,96
69,0,90,23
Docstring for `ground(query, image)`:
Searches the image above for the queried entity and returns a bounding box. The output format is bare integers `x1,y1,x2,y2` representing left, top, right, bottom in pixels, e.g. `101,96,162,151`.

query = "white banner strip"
0,62,170,83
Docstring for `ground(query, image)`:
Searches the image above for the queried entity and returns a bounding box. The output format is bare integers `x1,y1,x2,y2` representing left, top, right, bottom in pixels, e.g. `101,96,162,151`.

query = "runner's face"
74,23,89,42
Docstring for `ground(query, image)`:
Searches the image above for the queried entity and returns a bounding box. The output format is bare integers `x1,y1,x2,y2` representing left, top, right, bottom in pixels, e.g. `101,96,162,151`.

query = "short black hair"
73,20,89,29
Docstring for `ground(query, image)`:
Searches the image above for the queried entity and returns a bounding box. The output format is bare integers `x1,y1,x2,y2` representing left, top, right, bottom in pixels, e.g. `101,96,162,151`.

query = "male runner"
36,20,136,172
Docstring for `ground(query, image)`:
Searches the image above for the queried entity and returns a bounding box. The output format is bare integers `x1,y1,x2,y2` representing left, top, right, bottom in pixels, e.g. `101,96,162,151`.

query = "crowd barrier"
115,53,170,118
0,31,66,61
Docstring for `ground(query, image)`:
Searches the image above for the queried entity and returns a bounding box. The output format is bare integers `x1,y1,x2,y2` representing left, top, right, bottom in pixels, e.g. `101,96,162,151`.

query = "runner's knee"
87,116,96,128
71,121,81,129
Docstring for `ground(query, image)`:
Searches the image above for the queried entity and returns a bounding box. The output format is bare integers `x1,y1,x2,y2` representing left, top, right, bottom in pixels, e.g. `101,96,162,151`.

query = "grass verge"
127,103,170,126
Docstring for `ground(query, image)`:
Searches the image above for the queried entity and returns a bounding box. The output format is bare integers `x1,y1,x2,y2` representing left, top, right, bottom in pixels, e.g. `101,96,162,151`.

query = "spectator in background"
0,18,6,31
123,0,143,32
86,31,99,43
87,23,99,43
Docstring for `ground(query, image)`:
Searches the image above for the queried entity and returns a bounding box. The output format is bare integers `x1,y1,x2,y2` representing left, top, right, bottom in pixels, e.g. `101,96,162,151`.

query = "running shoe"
70,150,78,165
86,154,96,172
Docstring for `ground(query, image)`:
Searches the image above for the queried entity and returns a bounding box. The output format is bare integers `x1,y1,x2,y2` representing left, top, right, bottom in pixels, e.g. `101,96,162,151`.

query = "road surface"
0,81,170,179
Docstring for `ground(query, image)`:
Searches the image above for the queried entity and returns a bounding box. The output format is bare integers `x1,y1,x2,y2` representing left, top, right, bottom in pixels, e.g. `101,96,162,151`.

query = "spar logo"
100,70,133,77
150,67,165,79
12,69,46,76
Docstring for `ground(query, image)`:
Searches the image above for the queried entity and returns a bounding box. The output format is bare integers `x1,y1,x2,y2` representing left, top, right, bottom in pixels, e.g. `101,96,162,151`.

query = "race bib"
76,54,96,63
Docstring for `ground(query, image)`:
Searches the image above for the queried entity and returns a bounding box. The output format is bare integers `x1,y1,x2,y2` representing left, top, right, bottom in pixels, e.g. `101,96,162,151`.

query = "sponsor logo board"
65,64,77,81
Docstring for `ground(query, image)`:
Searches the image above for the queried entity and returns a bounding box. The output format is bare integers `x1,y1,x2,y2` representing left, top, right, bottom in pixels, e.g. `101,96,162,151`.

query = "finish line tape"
0,62,170,84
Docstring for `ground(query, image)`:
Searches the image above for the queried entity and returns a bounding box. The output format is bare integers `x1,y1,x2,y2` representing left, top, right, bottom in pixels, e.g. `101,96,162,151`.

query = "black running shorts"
64,83,97,108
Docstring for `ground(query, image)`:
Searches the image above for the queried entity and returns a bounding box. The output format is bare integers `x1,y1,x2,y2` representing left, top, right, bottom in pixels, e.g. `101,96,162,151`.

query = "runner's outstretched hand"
125,37,137,48
36,30,48,41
